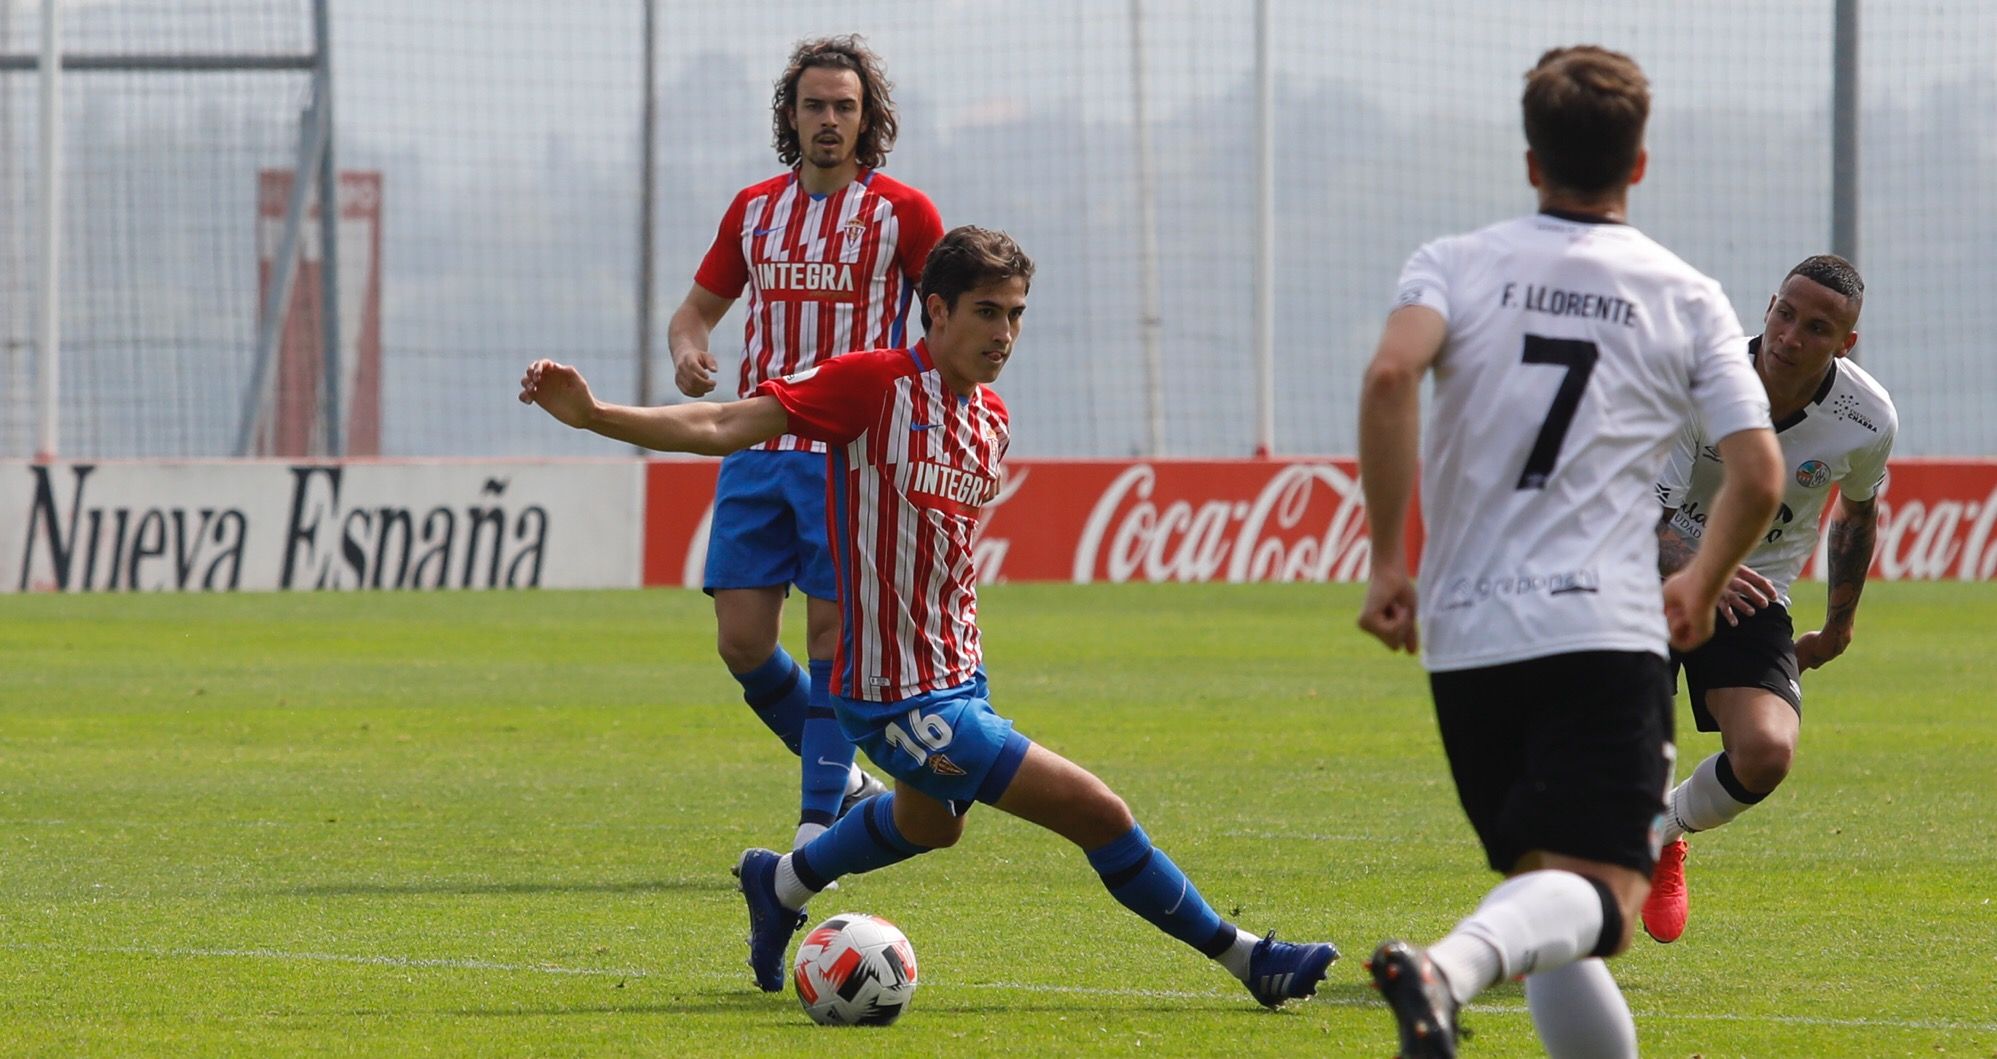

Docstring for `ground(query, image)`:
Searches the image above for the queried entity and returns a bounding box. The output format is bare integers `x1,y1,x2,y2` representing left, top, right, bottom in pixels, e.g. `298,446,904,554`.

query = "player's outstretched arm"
1663,427,1782,651
1796,493,1877,670
1357,306,1446,654
518,359,786,455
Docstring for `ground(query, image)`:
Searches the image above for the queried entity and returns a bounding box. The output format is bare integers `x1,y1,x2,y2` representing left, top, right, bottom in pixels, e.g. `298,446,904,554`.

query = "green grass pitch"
1,582,1991,1056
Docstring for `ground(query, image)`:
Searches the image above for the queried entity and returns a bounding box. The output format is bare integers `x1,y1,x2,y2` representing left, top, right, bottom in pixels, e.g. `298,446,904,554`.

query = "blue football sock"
798,659,855,827
1086,824,1237,957
791,794,929,891
732,646,807,756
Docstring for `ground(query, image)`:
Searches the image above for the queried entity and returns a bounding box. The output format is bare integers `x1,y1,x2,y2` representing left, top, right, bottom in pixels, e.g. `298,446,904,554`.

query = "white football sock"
1525,958,1638,1059
1661,752,1757,845
772,852,817,910
1425,870,1606,1006
1214,927,1260,981
792,821,829,849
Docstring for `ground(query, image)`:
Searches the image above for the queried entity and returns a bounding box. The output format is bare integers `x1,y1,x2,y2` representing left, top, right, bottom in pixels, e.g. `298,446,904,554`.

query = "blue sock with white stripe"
1086,824,1239,961
798,658,855,827
782,793,929,904
732,646,806,756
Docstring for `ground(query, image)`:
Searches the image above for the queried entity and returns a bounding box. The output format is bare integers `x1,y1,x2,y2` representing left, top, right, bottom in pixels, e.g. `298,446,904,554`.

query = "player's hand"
673,348,719,398
1358,567,1420,655
1716,565,1777,626
1794,624,1852,671
519,359,597,429
1662,569,1718,652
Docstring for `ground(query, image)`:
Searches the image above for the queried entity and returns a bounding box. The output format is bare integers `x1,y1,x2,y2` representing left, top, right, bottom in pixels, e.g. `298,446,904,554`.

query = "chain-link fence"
3,1,1992,459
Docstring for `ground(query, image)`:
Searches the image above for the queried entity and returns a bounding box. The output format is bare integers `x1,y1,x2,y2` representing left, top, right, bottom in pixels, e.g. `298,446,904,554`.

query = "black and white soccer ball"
791,913,918,1026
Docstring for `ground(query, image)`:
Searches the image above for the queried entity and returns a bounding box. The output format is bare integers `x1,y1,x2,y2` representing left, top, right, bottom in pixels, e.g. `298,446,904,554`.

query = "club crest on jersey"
1795,459,1831,488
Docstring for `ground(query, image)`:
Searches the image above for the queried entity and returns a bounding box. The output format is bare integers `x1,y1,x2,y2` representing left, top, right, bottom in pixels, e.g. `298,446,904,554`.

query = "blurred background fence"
2,0,1992,460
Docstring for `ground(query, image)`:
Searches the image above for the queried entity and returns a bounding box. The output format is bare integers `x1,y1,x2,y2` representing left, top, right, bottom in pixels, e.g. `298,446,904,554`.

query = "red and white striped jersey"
696,169,943,453
755,342,1008,702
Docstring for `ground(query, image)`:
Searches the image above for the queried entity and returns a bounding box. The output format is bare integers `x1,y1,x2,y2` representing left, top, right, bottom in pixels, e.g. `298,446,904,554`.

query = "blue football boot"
1245,932,1339,1009
737,847,807,992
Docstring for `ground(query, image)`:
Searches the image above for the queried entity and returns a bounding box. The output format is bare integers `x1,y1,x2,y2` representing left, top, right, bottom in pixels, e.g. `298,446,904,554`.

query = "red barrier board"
1810,458,1997,582
643,457,1410,586
642,457,1997,586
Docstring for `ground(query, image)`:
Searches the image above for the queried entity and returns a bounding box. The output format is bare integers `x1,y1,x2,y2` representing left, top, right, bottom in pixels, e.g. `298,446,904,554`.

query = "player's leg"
993,742,1338,1008
1641,686,1797,944
1647,605,1802,942
1664,687,1799,842
706,452,813,759
1375,653,1666,1056
737,781,958,991
735,680,1004,991
1661,604,1802,843
712,587,805,751
788,455,878,847
794,596,851,841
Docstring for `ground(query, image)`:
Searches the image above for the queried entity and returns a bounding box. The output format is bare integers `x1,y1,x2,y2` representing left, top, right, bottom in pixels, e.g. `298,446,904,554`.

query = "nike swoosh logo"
816,757,848,768
909,423,935,432
752,227,777,237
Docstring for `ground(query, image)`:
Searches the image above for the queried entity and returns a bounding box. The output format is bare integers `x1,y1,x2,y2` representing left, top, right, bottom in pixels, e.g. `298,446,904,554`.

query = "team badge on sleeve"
1795,460,1831,488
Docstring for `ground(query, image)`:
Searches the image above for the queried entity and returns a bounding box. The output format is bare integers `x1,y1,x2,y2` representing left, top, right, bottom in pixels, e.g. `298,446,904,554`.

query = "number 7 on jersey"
1516,334,1600,490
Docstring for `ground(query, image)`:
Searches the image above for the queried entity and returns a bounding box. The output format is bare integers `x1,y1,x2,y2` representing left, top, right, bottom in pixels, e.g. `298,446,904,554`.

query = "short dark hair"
772,35,898,170
1786,253,1865,314
919,227,1034,331
1522,45,1650,196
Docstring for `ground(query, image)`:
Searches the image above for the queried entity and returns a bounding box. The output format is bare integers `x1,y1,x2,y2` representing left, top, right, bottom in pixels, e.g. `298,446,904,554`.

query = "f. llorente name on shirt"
1440,567,1602,611
1500,283,1640,328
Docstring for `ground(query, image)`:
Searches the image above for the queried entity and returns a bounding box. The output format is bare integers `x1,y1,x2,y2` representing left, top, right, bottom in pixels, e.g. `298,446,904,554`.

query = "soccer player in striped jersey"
666,36,942,851
1356,47,1784,1057
1642,255,1896,944
521,226,1337,1010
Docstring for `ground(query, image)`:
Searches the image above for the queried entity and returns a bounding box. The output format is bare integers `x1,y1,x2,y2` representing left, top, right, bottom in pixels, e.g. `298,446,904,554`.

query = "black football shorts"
1429,650,1675,876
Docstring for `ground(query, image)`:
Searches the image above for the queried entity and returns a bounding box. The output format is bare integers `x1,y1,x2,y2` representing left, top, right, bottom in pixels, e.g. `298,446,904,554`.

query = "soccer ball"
791,913,918,1026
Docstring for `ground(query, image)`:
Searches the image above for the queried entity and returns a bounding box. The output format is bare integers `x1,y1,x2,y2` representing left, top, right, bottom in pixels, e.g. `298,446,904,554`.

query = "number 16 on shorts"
882,708,955,766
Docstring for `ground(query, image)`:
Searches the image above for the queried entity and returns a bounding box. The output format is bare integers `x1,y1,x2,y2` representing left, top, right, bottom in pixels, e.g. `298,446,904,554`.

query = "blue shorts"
703,449,837,600
836,672,1033,815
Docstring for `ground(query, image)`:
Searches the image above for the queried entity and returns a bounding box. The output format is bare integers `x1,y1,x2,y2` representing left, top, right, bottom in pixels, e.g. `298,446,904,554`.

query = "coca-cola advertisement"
1805,458,1997,582
642,457,1997,587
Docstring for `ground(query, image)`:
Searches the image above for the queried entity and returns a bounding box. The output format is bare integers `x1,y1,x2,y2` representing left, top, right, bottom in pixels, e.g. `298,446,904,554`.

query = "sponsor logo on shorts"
1796,460,1831,488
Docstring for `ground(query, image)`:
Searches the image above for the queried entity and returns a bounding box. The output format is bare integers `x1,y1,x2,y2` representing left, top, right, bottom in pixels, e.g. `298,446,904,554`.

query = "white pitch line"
11,944,1992,1034
2,942,647,979
957,980,1996,1033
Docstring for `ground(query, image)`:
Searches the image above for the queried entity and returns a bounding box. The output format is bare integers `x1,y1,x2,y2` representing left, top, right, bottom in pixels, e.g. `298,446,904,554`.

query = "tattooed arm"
1795,493,1878,670
1656,508,1699,576
1658,507,1776,624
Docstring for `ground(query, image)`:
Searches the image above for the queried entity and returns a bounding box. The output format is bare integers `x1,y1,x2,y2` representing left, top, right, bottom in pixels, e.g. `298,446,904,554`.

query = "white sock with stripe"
1661,751,1765,845
1214,927,1260,981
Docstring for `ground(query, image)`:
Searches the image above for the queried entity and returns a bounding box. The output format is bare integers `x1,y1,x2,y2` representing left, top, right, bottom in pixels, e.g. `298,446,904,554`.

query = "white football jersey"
1395,211,1771,672
1656,337,1897,606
